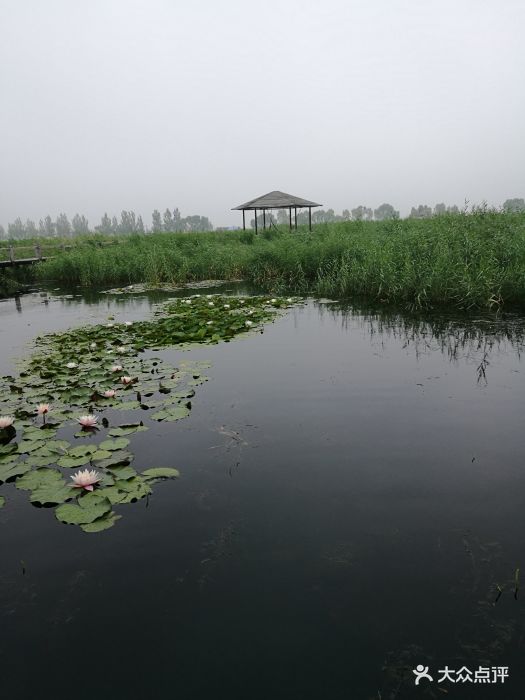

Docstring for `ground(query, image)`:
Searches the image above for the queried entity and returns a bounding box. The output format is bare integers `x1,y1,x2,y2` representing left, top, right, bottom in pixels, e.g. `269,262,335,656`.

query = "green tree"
43,215,55,237
433,203,447,215
351,205,373,221
56,213,71,237
503,198,525,213
8,218,26,238
136,215,145,234
374,203,398,220
25,219,37,237
163,208,173,232
151,210,162,232
409,205,432,219
172,208,182,231
72,214,90,235
96,213,112,234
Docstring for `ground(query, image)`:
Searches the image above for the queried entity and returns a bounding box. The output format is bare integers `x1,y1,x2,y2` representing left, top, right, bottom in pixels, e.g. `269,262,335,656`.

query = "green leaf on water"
92,450,133,469
55,492,112,525
16,467,72,505
106,464,137,480
108,424,148,436
98,437,130,451
141,467,180,480
151,406,190,422
0,460,31,483
80,512,121,533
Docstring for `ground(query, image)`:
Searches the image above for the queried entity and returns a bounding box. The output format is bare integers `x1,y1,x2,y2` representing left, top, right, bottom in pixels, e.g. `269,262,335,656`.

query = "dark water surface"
1,288,525,699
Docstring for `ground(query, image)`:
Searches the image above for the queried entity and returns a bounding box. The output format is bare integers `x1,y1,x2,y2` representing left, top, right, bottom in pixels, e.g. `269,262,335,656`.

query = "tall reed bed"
34,212,525,310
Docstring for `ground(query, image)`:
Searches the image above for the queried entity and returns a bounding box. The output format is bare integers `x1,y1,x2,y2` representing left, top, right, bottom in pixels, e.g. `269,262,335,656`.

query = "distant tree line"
1,199,524,239
0,207,213,239
249,198,525,228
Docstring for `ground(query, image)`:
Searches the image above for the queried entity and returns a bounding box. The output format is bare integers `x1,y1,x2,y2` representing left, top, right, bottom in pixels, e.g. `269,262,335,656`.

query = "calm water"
1,288,525,699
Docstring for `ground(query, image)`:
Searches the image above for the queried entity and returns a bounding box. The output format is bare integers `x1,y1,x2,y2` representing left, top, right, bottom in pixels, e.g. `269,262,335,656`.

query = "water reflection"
319,300,525,383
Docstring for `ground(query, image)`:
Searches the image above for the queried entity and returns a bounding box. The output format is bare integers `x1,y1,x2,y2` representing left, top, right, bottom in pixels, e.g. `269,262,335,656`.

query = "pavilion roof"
232,190,321,210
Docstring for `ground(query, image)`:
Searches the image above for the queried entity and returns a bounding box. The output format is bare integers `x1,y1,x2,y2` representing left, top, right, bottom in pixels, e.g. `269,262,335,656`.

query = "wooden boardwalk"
0,243,66,268
0,256,49,268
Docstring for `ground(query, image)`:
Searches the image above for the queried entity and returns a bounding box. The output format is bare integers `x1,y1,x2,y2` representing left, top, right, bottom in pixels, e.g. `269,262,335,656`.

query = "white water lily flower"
208,302,214,307
206,294,213,299
106,322,114,328
36,403,51,415
240,299,245,304
184,299,192,304
270,298,277,303
76,414,98,428
0,416,15,429
70,469,101,492
194,294,201,298
124,321,133,326
116,346,126,353
120,376,133,385
287,298,293,303
66,362,77,369
206,321,213,325
111,365,123,372
245,320,253,327
223,304,230,309
89,342,97,349
103,389,116,398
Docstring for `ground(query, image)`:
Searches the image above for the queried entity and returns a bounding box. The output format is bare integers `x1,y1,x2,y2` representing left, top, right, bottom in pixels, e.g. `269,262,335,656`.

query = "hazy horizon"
1,0,524,229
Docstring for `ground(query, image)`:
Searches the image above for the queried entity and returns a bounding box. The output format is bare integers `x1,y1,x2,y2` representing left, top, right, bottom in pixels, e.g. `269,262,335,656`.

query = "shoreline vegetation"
2,210,525,310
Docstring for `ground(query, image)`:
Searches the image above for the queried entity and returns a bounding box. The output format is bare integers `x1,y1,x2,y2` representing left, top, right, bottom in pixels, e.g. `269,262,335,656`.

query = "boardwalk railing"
0,239,124,267
0,243,74,267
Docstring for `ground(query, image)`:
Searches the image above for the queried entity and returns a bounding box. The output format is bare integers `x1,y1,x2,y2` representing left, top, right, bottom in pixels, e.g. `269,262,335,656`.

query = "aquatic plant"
31,211,525,310
77,414,98,428
70,468,101,491
0,295,297,532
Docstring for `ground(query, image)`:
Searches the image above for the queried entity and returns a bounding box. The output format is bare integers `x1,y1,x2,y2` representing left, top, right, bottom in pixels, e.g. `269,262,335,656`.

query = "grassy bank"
20,211,525,309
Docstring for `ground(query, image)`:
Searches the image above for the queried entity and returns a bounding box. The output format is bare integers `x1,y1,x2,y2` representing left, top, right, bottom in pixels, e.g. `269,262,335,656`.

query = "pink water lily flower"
120,376,133,385
103,389,116,398
111,365,123,372
36,403,51,415
76,414,98,428
70,469,101,491
0,416,15,429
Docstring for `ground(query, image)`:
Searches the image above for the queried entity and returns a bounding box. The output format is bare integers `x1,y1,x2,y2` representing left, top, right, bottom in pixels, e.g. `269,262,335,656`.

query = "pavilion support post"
309,207,312,231
294,208,297,230
289,207,292,231
263,210,266,230
242,210,245,230
254,208,258,235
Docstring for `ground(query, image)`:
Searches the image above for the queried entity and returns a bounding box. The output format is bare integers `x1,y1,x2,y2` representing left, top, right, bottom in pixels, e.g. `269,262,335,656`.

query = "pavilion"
232,190,322,233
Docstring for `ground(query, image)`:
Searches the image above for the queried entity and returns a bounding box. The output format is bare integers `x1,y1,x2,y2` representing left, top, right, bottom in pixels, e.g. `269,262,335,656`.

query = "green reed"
29,211,525,310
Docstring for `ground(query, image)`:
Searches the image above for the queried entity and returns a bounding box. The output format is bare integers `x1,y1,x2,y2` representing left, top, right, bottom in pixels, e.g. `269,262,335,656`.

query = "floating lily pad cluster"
0,295,296,532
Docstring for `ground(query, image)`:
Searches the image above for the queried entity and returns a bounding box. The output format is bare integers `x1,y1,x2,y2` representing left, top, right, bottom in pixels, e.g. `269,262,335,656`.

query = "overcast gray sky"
1,0,524,228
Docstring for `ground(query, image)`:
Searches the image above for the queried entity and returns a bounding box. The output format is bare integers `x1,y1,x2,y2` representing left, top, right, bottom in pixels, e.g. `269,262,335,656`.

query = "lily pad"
55,492,112,525
0,460,31,483
108,423,148,436
106,464,137,480
92,450,133,469
98,437,130,451
151,406,190,422
81,512,121,532
16,467,72,505
141,467,180,480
